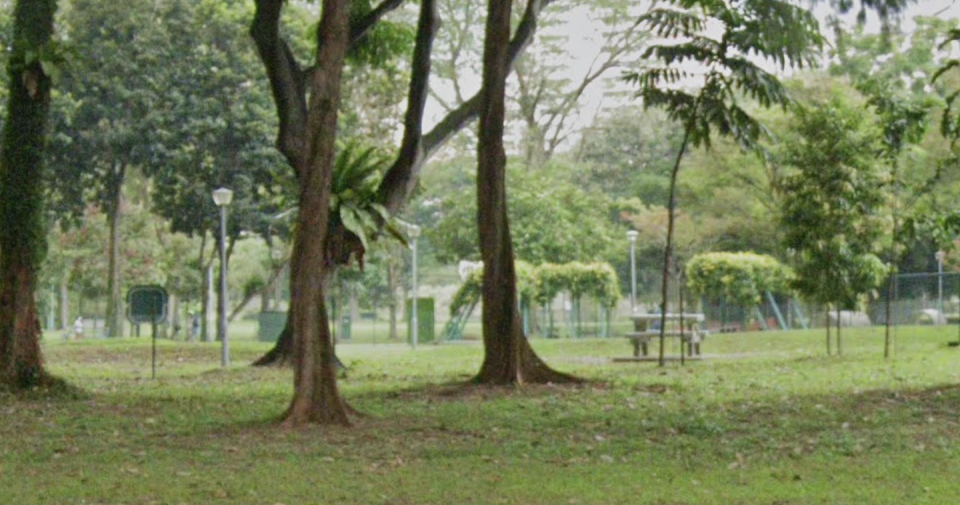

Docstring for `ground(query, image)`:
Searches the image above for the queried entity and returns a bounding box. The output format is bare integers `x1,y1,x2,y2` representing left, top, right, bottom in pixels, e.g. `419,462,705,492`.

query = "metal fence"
690,272,960,332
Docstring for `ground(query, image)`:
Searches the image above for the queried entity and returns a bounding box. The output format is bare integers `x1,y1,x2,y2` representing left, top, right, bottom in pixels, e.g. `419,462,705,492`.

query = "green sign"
127,285,168,324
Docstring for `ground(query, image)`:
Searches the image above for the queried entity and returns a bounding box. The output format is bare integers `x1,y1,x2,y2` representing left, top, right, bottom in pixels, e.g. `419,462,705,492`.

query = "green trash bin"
406,297,434,344
258,311,287,342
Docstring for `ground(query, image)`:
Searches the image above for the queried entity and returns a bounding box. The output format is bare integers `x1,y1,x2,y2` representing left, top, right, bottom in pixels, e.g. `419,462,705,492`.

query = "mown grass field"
3,325,960,504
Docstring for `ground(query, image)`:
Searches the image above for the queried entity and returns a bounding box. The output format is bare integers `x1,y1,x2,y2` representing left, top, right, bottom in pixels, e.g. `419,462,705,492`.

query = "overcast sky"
423,0,960,154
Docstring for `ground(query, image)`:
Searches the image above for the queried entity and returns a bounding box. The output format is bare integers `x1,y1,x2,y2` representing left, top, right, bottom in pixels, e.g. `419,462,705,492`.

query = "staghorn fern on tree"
270,141,409,266
623,0,822,366
330,141,408,256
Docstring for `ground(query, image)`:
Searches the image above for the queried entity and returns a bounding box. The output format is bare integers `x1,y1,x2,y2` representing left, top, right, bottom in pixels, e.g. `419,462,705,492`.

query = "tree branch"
542,18,644,158
349,0,405,50
376,0,439,213
229,258,289,322
420,0,552,159
250,0,309,176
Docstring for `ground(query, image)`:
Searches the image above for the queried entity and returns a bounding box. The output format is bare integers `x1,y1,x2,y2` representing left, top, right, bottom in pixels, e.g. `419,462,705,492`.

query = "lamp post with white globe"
212,187,233,366
409,224,421,349
937,250,946,323
627,230,639,312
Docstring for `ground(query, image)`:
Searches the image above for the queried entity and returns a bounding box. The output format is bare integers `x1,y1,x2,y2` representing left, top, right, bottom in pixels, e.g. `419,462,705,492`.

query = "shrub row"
450,261,621,315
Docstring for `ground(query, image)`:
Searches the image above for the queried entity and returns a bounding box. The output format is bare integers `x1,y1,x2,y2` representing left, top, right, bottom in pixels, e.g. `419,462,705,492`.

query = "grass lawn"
4,325,960,504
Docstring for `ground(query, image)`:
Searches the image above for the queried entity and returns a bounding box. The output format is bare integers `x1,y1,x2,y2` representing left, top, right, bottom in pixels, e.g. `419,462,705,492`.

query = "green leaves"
625,0,823,151
933,28,960,146
776,98,887,308
18,39,72,84
686,252,793,306
449,262,622,315
427,162,622,265
330,141,400,252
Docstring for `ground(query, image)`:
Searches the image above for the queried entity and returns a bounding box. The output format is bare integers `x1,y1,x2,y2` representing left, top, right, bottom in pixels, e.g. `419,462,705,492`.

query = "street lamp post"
212,187,233,366
627,230,639,312
409,224,421,349
937,250,946,324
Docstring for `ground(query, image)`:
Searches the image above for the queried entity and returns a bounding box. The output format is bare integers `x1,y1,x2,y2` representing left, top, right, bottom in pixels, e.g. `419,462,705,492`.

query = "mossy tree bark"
0,0,59,389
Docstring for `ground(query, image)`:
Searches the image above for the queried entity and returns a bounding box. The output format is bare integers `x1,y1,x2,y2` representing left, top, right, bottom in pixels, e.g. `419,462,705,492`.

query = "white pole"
627,231,638,312
411,235,419,349
219,204,230,366
937,251,945,323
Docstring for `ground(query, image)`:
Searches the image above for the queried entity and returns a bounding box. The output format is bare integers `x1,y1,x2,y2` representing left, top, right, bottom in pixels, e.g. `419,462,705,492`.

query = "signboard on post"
127,285,168,379
127,285,168,324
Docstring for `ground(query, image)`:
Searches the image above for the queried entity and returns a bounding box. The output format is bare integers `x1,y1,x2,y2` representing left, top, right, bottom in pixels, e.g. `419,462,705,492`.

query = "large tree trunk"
474,0,576,386
280,0,352,427
249,0,542,367
0,0,58,390
250,0,438,365
104,166,125,339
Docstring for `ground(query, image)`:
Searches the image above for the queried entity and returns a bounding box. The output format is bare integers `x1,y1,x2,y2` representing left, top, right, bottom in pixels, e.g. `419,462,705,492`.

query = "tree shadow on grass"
348,376,602,404
0,374,88,402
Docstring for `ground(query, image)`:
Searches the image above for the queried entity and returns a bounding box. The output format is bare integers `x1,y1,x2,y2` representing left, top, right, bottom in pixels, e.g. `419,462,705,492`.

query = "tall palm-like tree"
625,0,823,366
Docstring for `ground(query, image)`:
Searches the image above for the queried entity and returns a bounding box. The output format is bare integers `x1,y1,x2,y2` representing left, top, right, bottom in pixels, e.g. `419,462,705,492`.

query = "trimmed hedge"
450,261,621,315
685,252,793,306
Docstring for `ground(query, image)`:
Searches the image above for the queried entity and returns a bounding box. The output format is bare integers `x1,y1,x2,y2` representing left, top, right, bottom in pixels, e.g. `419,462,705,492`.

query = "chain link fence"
688,272,960,332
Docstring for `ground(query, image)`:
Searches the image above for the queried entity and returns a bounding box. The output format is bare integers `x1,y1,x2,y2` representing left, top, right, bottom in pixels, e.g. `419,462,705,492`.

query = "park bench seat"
624,328,709,357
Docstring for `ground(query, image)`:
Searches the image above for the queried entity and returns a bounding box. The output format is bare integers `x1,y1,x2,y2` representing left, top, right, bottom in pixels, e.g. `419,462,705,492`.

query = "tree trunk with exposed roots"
473,0,577,386
250,0,541,368
277,0,352,427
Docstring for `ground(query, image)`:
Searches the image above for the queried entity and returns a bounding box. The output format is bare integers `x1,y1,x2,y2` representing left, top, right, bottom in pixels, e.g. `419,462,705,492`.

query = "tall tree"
249,0,445,423
777,97,888,355
252,0,556,368
249,0,429,371
50,0,288,341
574,105,682,203
860,81,931,357
474,0,575,384
0,0,59,389
428,165,622,265
52,0,175,339
626,0,822,366
278,0,353,426
512,1,648,168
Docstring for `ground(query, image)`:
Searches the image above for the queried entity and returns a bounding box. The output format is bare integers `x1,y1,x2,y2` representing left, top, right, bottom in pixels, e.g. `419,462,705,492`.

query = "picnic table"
625,312,708,358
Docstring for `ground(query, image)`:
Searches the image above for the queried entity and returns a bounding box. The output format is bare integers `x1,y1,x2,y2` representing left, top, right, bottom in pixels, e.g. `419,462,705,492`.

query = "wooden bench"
626,313,708,357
